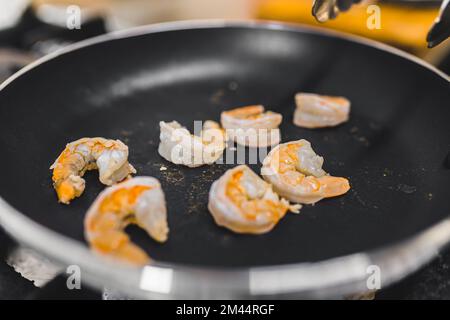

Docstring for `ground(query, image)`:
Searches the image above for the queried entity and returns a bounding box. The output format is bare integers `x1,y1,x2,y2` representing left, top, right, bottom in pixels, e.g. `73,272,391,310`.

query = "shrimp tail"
90,231,150,266
55,175,85,204
320,176,351,198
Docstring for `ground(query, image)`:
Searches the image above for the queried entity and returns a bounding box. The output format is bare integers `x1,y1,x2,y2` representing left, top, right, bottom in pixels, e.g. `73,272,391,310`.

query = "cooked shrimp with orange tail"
50,137,136,204
208,165,300,234
221,105,282,147
294,93,350,128
261,140,350,204
84,177,169,265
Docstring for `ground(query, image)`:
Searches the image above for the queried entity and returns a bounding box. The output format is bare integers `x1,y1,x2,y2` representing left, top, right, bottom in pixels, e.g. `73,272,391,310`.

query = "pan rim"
1,19,449,92
0,19,449,298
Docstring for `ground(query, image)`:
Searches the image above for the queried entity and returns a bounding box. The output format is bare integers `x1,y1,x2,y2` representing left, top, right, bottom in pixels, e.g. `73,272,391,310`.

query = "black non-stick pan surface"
0,22,449,269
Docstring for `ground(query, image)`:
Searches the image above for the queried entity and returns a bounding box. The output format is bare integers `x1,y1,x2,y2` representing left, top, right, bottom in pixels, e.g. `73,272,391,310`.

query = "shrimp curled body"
84,176,169,266
208,165,300,234
158,120,226,168
294,93,350,128
261,140,350,204
50,137,136,204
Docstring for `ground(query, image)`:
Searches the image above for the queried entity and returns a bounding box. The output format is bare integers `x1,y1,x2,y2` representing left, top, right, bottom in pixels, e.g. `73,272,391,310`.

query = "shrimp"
294,93,350,128
221,105,282,147
50,138,136,204
261,140,350,204
84,176,169,266
208,165,300,234
158,120,226,168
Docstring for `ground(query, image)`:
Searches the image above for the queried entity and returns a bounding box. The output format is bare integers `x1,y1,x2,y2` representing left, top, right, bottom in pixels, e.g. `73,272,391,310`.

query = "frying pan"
0,21,449,299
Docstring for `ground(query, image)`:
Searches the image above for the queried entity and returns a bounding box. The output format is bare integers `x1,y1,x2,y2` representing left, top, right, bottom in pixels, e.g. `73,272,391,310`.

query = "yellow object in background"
257,0,438,50
30,0,448,65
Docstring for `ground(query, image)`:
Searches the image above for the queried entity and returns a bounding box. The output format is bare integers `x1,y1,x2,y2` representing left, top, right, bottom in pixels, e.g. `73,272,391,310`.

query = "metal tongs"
427,0,450,47
312,0,450,47
312,0,340,22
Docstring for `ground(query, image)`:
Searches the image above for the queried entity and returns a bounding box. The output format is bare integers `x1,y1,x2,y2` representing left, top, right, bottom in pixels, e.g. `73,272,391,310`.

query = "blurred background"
0,0,449,84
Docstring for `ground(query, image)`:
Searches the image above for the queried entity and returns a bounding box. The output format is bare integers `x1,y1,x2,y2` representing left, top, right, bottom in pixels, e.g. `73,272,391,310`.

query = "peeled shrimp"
84,176,168,266
158,120,226,168
294,93,350,128
50,138,136,204
221,105,282,147
261,140,350,204
208,165,300,234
